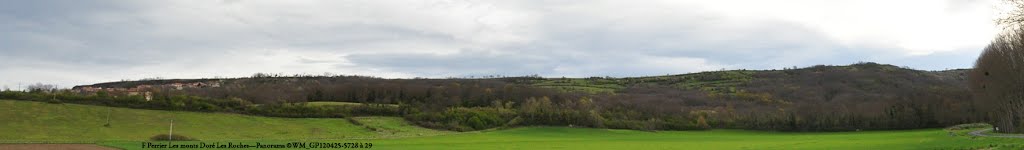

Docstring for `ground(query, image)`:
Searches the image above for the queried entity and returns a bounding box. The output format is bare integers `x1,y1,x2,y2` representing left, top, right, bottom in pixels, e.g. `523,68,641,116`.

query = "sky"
0,0,1009,89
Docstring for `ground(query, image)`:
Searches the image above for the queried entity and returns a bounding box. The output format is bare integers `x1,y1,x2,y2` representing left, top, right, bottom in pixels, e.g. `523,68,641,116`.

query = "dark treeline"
0,89,397,118
970,25,1024,133
728,64,977,131
28,62,978,132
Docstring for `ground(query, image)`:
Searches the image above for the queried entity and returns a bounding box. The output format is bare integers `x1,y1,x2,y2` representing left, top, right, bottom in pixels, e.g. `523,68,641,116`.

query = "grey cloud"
340,2,896,77
0,0,992,89
346,50,556,77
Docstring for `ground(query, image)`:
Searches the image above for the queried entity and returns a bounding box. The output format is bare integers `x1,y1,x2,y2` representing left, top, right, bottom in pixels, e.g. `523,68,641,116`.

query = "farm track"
969,128,1024,138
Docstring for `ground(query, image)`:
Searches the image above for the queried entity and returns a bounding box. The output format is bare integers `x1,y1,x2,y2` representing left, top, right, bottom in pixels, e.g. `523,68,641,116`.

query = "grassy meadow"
96,127,1024,150
3,99,1024,150
0,100,436,142
303,101,398,107
362,127,1024,150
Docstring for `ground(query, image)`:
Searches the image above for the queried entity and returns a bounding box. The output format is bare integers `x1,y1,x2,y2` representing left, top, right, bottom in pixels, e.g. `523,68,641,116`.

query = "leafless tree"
26,83,56,93
998,0,1024,27
970,27,1024,133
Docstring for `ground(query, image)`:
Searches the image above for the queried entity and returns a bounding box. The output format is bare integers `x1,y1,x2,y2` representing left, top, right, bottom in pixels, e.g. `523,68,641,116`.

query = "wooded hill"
31,62,975,132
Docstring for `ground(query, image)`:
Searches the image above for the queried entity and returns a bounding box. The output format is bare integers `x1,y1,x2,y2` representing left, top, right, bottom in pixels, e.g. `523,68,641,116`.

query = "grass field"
0,100,387,142
303,101,398,107
527,70,757,94
363,127,1024,150
96,127,1024,150
531,78,625,93
4,99,1024,150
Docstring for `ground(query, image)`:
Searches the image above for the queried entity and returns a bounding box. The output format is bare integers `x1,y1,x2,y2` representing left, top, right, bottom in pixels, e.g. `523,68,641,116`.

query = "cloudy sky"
0,0,1008,89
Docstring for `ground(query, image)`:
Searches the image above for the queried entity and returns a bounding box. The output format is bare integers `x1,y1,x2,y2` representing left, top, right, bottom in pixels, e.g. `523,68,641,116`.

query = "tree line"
8,63,981,132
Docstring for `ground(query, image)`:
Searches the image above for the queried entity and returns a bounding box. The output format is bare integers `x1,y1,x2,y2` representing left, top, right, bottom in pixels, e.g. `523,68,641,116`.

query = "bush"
346,117,363,126
467,116,486,130
406,107,516,131
150,134,197,141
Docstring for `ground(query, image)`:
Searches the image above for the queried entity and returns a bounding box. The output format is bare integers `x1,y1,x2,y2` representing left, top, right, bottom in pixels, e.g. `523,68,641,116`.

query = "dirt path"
0,144,118,150
969,128,1024,138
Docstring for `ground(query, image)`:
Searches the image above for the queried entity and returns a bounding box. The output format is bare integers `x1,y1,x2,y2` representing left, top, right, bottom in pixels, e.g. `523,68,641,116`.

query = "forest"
2,62,978,132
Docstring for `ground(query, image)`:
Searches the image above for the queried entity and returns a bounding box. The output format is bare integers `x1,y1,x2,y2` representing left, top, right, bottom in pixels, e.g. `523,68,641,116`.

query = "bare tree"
999,0,1024,27
970,27,1024,133
26,83,56,93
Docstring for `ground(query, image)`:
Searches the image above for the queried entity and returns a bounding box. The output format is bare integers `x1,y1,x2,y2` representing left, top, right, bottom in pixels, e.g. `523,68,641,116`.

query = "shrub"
405,107,515,131
971,27,1024,133
346,117,363,126
467,116,486,130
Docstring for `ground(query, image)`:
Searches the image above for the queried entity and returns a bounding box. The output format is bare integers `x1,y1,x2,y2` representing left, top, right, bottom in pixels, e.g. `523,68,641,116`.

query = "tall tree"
999,0,1024,27
971,27,1024,133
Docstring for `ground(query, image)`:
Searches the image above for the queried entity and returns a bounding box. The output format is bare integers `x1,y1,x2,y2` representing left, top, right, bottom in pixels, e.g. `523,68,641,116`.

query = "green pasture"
2,99,1024,150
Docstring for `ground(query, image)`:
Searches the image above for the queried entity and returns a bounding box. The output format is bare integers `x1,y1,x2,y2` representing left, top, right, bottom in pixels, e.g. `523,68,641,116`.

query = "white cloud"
687,0,1001,55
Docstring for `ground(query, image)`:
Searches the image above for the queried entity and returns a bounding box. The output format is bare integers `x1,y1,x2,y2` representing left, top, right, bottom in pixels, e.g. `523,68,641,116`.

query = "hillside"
0,100,448,142
3,101,1023,150
56,62,976,132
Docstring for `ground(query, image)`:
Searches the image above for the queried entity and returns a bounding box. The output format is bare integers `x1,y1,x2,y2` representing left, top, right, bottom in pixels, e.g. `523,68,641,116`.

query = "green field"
303,101,398,107
97,127,1024,150
366,127,1024,150
527,70,757,94
0,100,425,142
3,100,1024,150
